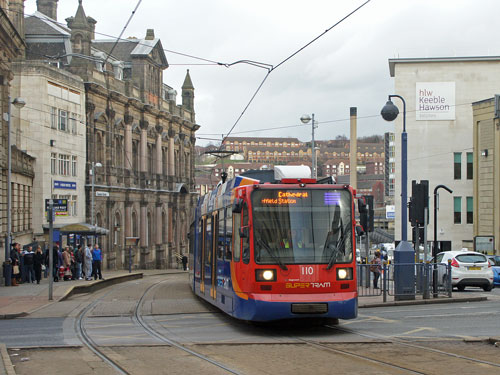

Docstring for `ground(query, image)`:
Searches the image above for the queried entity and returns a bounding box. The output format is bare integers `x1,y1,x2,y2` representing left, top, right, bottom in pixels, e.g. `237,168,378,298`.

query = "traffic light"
358,197,368,233
365,195,374,232
410,180,429,227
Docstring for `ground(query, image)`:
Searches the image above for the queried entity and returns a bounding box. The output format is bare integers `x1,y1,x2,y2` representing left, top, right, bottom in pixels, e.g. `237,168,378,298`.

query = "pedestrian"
10,242,21,286
62,246,72,281
23,246,35,283
84,243,93,281
92,243,103,280
181,255,188,271
370,250,382,289
34,246,44,284
43,246,49,278
52,245,62,282
75,245,83,280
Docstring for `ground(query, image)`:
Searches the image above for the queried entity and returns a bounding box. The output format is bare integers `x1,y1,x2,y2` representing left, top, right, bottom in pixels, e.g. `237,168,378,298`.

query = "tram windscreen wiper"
326,221,349,270
257,239,288,271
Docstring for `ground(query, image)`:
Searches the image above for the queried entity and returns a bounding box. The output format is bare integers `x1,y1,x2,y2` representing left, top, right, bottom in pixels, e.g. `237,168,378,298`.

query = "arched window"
132,211,138,237
115,137,123,169
114,211,121,245
132,141,139,172
148,144,154,173
146,212,152,247
96,132,103,164
162,211,167,243
162,147,168,176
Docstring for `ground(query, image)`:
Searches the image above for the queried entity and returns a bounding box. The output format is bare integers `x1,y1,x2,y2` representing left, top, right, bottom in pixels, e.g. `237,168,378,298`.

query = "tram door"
210,212,218,300
202,216,214,296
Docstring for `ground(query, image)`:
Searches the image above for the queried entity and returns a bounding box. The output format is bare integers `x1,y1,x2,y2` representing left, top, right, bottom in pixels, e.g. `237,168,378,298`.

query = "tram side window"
225,208,233,260
233,212,241,262
204,217,212,266
241,205,250,264
217,210,225,260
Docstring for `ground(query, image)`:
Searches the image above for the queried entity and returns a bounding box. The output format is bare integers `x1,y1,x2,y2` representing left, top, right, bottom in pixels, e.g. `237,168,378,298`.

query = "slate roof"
93,38,168,67
25,11,70,36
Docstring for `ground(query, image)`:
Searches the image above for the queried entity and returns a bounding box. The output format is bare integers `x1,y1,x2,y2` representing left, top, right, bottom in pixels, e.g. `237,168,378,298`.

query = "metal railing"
357,262,452,302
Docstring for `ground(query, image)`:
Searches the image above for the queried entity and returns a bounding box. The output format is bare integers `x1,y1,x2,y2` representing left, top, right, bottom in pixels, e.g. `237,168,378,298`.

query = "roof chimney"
145,29,155,40
37,0,58,20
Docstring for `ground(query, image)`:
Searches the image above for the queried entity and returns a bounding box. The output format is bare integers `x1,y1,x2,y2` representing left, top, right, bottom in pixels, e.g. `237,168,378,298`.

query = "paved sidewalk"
0,269,182,319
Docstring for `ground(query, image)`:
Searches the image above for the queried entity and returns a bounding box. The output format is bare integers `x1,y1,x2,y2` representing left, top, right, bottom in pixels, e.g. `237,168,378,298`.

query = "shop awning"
43,223,109,235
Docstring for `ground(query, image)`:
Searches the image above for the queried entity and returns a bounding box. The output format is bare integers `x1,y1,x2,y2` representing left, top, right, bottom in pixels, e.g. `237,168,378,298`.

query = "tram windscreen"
251,189,353,265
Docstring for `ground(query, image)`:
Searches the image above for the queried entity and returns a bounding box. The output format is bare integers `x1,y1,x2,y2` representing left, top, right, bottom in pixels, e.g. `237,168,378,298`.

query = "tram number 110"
301,266,314,275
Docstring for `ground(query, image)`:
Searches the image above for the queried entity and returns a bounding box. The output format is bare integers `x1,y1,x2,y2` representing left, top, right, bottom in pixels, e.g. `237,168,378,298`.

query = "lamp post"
300,114,317,179
381,95,407,241
3,97,25,286
90,161,102,244
433,184,452,297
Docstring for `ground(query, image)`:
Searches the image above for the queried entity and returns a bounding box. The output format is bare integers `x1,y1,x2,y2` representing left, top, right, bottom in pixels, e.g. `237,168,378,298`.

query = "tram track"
75,275,241,375
324,323,500,370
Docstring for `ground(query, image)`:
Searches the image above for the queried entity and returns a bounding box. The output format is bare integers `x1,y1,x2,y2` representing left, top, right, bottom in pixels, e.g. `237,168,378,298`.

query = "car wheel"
457,285,465,291
483,284,493,292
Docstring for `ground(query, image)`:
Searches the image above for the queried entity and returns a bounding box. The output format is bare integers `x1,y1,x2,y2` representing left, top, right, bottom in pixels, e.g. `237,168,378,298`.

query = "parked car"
487,255,500,287
434,250,494,291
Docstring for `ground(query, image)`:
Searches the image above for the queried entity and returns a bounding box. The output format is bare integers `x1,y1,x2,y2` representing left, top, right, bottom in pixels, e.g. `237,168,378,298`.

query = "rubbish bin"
393,241,415,301
3,259,12,287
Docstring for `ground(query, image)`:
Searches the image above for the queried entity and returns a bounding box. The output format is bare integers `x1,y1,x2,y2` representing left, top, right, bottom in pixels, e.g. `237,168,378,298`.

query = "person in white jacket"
84,244,93,281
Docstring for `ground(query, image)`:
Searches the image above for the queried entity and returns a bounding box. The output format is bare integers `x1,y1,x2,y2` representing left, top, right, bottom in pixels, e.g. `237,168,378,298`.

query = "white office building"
389,56,500,251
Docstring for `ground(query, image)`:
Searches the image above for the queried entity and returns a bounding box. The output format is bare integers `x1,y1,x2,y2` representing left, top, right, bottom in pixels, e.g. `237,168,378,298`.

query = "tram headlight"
336,268,353,280
256,269,277,282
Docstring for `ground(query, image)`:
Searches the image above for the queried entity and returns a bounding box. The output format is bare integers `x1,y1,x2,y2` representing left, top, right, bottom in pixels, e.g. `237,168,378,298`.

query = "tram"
189,166,357,322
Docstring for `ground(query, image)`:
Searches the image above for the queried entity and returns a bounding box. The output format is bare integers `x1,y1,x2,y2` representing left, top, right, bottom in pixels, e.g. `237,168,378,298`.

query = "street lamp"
381,95,407,241
3,97,25,286
300,114,317,179
90,161,102,243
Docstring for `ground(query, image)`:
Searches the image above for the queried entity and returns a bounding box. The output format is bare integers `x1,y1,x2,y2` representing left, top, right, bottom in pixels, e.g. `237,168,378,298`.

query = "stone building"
472,96,499,254
26,1,199,269
1,0,35,271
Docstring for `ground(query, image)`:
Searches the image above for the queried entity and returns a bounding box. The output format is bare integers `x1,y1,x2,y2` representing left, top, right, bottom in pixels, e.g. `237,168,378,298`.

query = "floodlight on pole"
300,114,317,179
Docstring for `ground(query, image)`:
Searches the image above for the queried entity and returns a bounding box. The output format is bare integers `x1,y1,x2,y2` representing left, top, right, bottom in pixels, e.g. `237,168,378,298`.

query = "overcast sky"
25,0,500,146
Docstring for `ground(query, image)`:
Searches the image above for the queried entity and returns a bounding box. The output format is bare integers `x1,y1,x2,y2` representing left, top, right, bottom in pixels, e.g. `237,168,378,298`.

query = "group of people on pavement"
9,241,103,286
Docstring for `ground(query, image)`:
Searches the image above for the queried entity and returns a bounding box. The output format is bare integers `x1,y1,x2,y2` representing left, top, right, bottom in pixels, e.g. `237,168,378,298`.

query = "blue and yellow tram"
189,166,358,322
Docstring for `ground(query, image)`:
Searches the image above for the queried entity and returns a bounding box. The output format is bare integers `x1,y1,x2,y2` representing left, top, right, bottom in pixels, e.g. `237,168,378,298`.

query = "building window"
454,196,462,224
70,195,77,216
72,156,77,177
466,152,473,180
454,152,461,179
51,107,57,129
59,110,67,132
51,153,57,175
71,113,78,134
466,197,473,224
58,154,70,176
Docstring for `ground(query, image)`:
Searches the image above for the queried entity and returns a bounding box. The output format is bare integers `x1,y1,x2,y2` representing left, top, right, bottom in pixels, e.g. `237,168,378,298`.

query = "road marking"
397,327,437,336
404,311,498,319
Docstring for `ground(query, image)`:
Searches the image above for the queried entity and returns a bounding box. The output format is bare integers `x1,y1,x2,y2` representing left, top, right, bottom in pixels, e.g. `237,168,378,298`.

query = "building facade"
389,56,500,250
472,97,500,255
1,0,35,273
12,62,86,240
25,1,199,269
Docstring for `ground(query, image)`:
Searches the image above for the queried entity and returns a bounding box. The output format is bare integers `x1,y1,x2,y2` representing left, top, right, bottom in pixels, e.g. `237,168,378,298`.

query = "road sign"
45,199,68,217
96,191,109,197
386,205,395,219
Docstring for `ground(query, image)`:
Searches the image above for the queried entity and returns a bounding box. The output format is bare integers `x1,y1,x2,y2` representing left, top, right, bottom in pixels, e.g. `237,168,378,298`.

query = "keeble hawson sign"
416,82,455,121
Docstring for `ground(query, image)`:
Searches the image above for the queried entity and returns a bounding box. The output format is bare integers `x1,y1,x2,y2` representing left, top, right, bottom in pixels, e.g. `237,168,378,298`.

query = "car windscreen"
456,254,487,263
